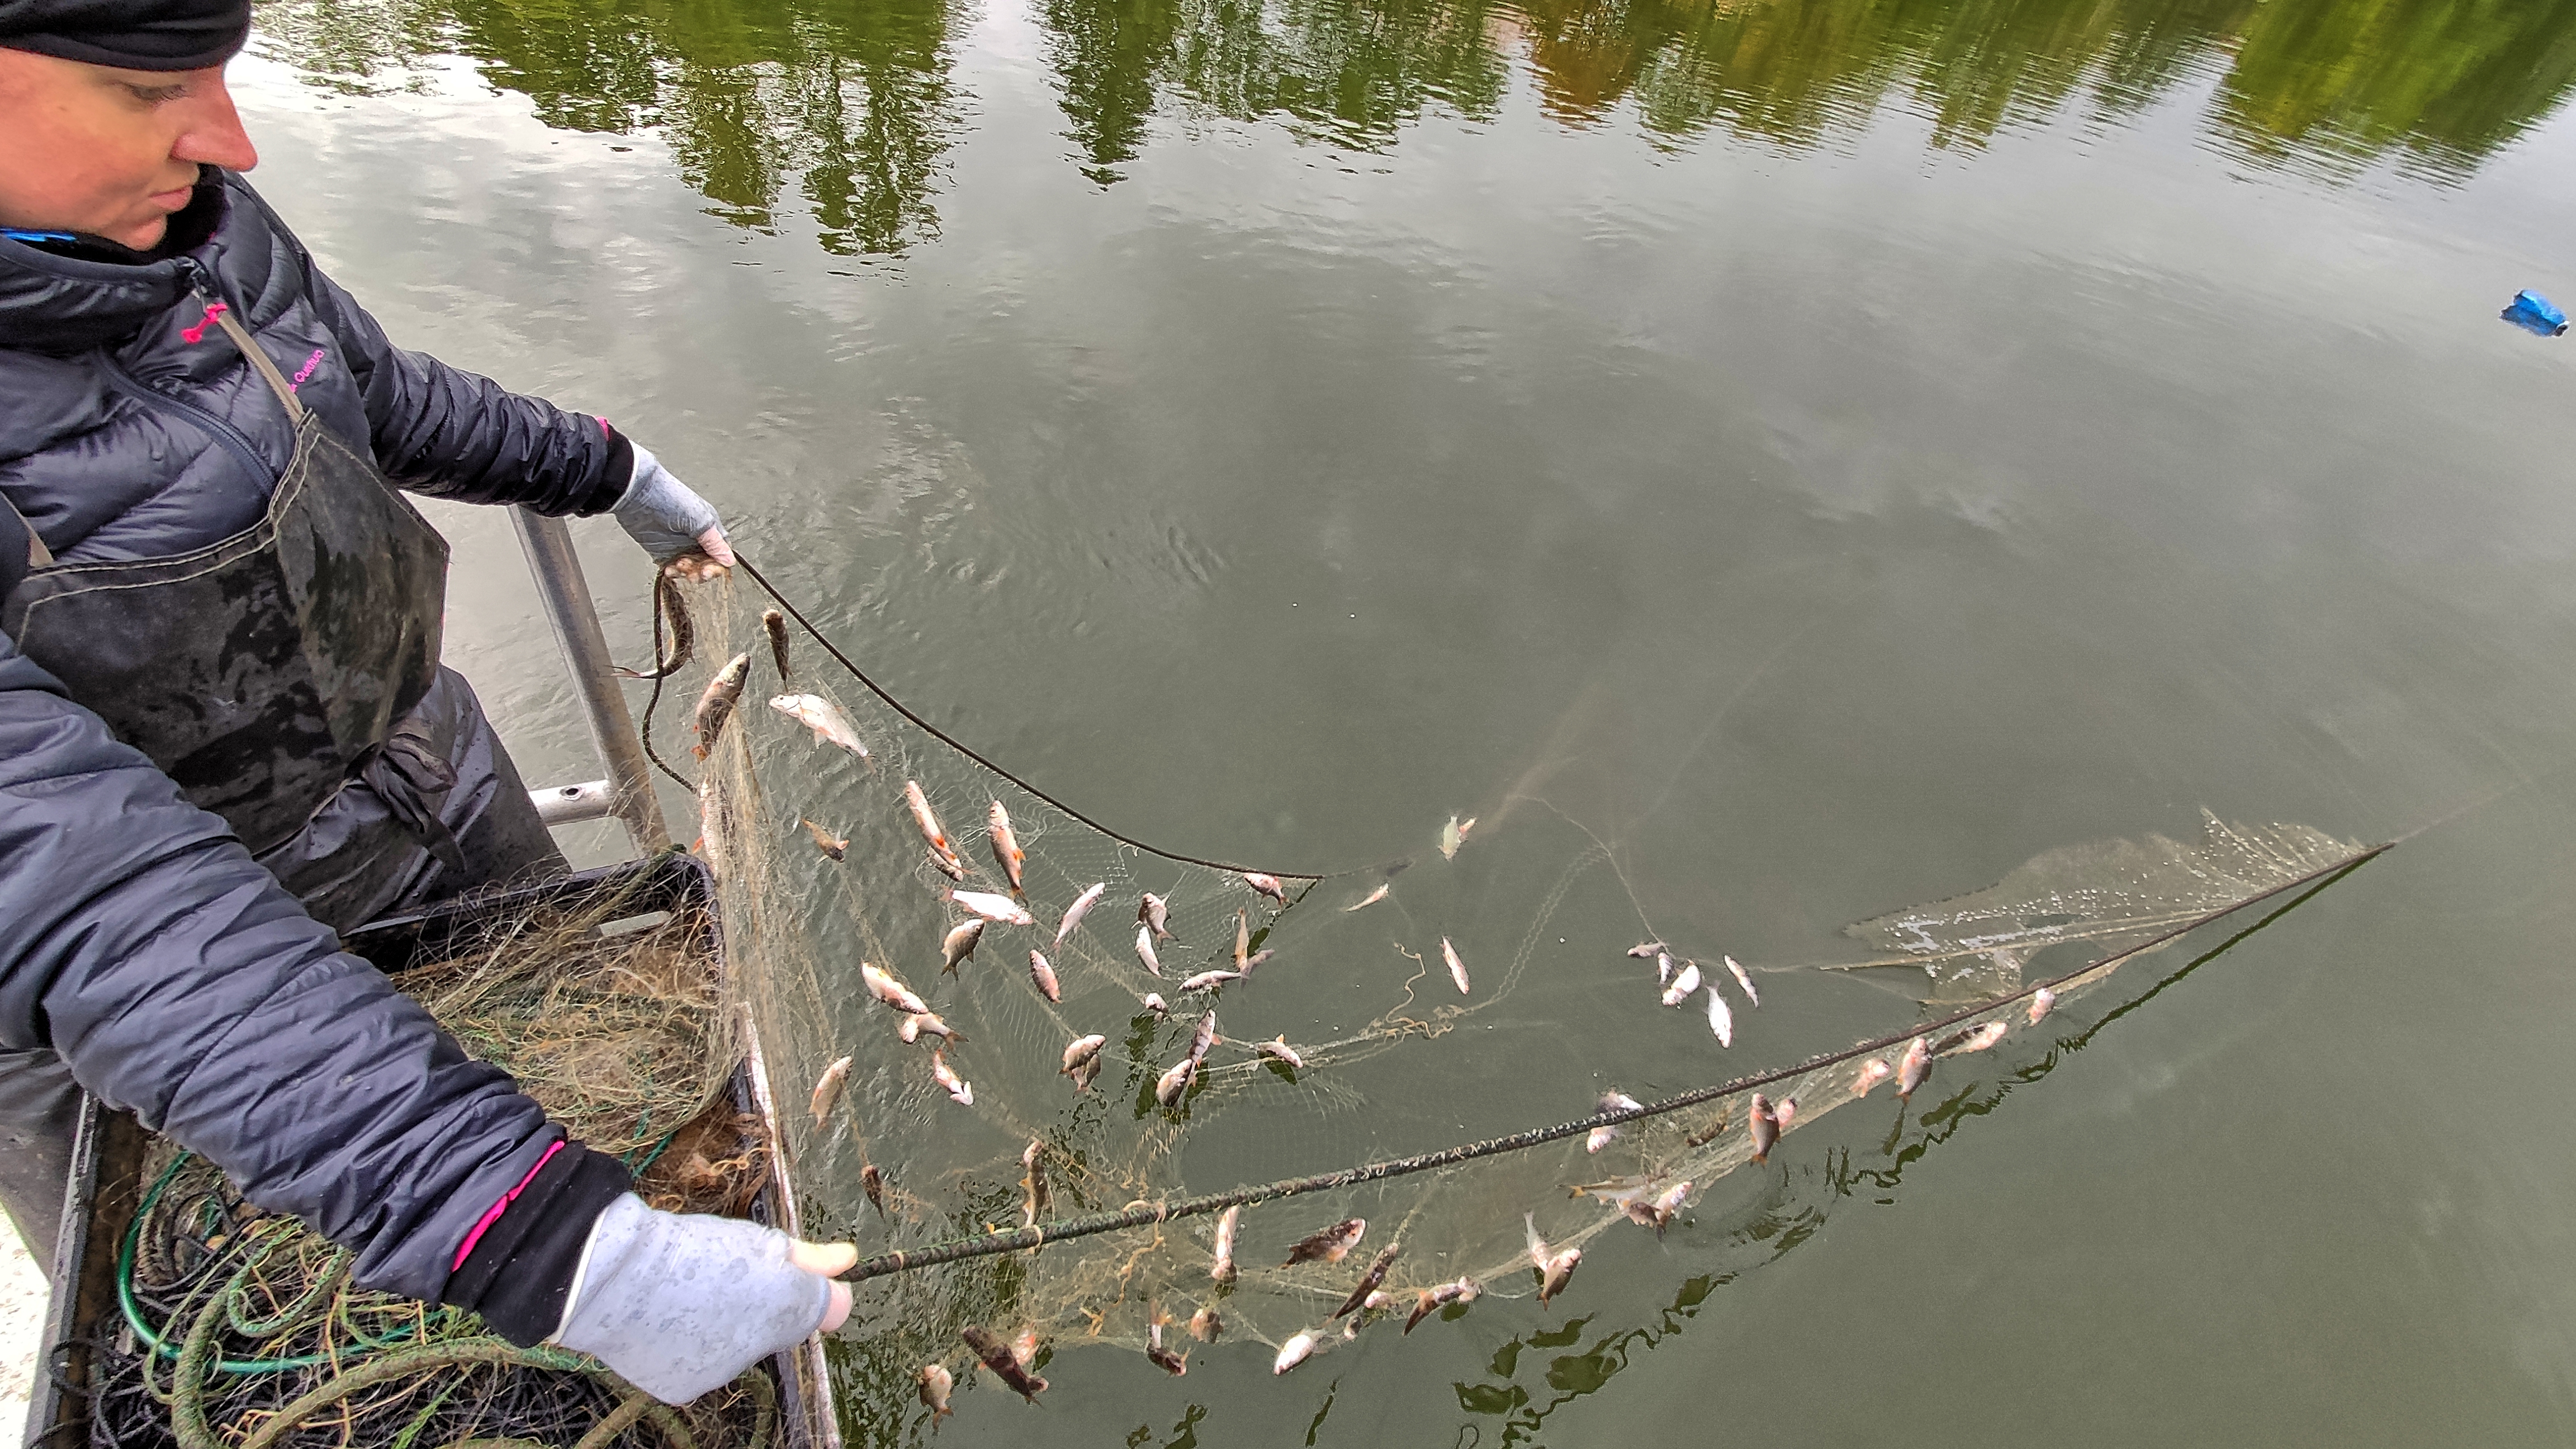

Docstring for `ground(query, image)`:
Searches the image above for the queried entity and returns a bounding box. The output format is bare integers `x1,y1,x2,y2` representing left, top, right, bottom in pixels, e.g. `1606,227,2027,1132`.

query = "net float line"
845,840,2388,1282
736,552,1337,882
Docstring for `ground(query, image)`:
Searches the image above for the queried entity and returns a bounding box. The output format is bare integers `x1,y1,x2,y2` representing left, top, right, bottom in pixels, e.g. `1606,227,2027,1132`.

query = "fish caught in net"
659,564,2384,1437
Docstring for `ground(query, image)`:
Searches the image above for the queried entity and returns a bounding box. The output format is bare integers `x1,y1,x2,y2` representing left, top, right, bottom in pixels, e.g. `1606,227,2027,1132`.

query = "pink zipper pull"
179,299,229,345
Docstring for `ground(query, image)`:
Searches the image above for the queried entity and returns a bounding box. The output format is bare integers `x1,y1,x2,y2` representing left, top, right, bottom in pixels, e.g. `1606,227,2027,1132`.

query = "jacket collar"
0,174,231,355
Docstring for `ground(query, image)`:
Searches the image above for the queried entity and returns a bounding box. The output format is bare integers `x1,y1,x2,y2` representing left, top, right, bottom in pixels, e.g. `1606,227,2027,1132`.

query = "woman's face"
0,49,257,250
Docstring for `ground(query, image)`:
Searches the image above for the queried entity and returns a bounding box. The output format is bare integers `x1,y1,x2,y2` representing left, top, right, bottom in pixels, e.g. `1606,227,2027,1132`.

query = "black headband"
0,0,252,71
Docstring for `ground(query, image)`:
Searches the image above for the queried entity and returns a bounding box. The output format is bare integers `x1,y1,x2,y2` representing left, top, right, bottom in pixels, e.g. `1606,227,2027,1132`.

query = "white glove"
550,1194,854,1404
614,445,736,581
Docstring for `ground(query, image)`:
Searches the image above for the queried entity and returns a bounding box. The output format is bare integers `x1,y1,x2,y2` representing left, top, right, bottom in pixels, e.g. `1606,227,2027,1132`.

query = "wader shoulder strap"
207,304,309,425
0,489,46,604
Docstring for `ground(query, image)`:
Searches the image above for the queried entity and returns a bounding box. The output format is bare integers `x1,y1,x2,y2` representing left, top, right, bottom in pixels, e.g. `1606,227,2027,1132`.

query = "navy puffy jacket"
0,170,629,1302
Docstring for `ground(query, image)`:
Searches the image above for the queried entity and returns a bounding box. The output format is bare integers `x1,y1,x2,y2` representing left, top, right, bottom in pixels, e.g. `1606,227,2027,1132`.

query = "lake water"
225,0,2576,1438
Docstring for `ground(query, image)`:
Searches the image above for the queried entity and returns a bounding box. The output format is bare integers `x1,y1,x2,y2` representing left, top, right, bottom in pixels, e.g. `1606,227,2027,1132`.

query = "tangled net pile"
657,564,2386,1437
80,883,779,1449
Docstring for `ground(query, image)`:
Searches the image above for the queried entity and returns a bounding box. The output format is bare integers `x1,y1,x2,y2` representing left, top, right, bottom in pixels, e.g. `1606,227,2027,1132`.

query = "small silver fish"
1241,948,1273,973
1627,941,1667,959
1145,1317,1187,1375
1897,1035,1933,1100
809,1054,853,1124
1188,1307,1223,1342
1653,1180,1691,1223
941,918,986,974
1588,1092,1641,1154
799,817,847,861
1188,1010,1220,1065
1180,969,1242,993
1156,1057,1197,1107
1685,1105,1731,1147
1404,1277,1479,1333
898,1012,962,1044
1852,1058,1892,1095
1057,882,1107,945
1346,884,1390,912
1022,1139,1050,1224
1257,1036,1304,1069
769,693,868,759
1140,992,1168,1015
1140,892,1177,941
1523,1214,1580,1304
1134,924,1163,977
761,607,792,678
1749,1093,1779,1163
2029,987,2057,1025
692,652,753,758
953,890,1036,927
863,963,929,1016
1442,937,1470,995
1723,955,1759,1007
1952,1021,2009,1054
1612,1186,1664,1232
1655,951,1675,987
1072,1055,1101,1092
1062,1034,1107,1076
987,801,1026,895
1234,909,1249,969
1439,815,1475,860
1774,1097,1797,1130
1027,949,1061,1002
1243,872,1289,905
926,846,967,881
917,1363,953,1422
1211,1206,1240,1282
695,776,728,863
960,1326,1046,1401
1661,960,1702,1007
931,1049,973,1106
1707,985,1734,1046
1272,1332,1317,1375
1282,1218,1366,1267
904,780,953,854
1332,1244,1401,1319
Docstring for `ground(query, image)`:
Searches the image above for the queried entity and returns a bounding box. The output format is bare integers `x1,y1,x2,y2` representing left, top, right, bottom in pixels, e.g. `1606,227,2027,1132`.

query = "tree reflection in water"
255,0,964,255
254,0,2576,252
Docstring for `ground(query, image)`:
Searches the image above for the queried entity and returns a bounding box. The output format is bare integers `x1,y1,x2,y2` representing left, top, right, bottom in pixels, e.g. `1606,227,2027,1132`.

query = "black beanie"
0,0,252,70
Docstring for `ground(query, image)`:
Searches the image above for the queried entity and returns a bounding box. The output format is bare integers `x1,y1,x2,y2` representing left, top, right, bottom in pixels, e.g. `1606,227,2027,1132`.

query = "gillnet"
665,564,2383,1436
81,877,776,1449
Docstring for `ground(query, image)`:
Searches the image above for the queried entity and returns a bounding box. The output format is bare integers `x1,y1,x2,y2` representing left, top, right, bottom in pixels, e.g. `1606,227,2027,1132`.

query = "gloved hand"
551,1194,854,1404
614,445,736,583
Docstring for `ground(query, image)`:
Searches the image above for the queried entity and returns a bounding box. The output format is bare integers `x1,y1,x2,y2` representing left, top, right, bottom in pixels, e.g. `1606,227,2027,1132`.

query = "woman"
0,0,850,1404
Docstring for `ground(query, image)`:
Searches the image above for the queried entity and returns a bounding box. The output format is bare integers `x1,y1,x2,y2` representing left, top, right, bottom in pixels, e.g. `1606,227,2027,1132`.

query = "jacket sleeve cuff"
577,425,637,518
439,1134,634,1346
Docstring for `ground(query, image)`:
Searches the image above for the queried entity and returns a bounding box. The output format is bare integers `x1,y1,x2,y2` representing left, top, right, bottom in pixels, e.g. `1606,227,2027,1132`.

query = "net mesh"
83,893,773,1449
667,570,2375,1426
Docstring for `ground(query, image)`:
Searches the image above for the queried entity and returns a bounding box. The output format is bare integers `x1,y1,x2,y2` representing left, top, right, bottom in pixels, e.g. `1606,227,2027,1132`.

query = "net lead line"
735,552,1334,881
841,840,2389,1282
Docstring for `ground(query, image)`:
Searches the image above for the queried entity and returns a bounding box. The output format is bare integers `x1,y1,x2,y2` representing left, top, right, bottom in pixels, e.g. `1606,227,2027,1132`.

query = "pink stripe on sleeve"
452,1139,567,1272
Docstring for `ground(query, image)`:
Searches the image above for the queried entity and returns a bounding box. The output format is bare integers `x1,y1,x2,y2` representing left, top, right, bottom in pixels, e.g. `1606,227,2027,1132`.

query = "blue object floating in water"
2502,290,2568,337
